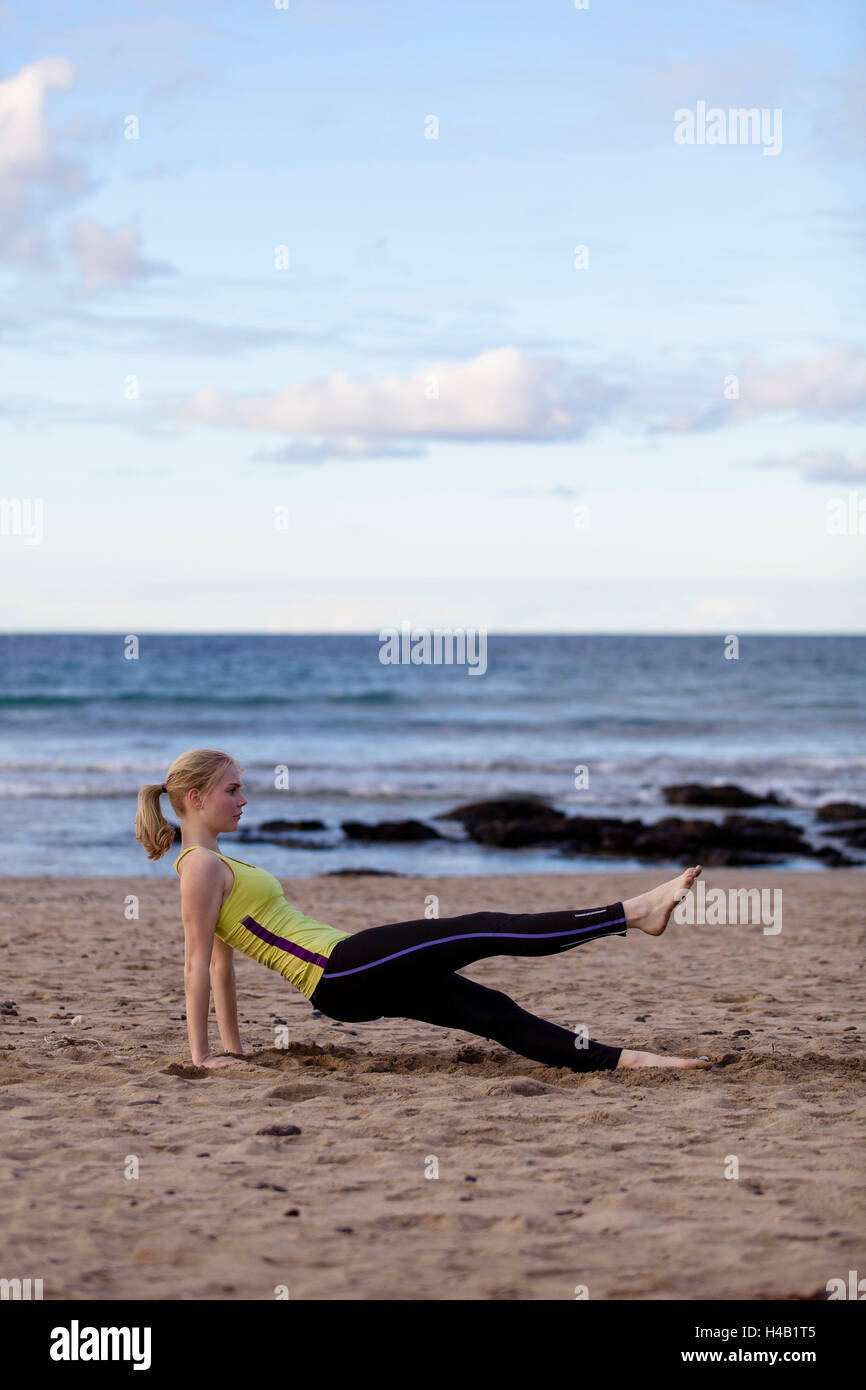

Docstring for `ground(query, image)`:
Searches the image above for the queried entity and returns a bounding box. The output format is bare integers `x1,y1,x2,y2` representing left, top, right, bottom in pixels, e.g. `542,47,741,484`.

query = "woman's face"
196,765,247,829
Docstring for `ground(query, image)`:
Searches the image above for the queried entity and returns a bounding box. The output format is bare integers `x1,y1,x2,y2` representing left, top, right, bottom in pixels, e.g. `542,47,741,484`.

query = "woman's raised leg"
315,901,627,998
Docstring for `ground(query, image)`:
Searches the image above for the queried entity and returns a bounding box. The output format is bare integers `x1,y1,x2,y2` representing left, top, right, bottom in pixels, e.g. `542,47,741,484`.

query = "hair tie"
161,783,167,793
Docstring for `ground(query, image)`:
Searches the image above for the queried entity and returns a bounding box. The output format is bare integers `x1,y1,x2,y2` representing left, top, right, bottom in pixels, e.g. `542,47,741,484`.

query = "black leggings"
310,901,627,1072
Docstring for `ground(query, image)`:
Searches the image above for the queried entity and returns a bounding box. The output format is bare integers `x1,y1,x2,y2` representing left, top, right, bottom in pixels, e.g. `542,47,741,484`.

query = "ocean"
0,633,863,877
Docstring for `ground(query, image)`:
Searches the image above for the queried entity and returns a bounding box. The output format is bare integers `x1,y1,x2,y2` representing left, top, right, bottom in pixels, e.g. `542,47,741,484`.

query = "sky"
0,0,864,633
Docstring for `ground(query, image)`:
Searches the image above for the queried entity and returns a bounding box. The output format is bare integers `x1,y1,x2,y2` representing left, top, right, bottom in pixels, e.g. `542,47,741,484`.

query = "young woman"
135,748,711,1074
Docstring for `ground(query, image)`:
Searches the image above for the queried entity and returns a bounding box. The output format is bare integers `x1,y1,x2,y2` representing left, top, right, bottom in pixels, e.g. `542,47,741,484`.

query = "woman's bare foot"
616,1049,712,1070
622,865,702,936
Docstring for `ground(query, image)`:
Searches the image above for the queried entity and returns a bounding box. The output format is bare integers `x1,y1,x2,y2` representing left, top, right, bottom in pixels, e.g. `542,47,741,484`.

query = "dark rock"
440,796,566,827
718,814,808,850
441,798,575,848
340,818,442,842
662,783,786,808
469,815,572,848
562,816,644,852
826,826,866,849
323,868,401,876
626,812,811,865
236,831,329,849
815,845,859,865
258,819,326,832
815,802,866,822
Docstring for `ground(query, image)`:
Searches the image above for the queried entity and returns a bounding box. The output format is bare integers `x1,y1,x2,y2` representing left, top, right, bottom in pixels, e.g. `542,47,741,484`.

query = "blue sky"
1,0,864,632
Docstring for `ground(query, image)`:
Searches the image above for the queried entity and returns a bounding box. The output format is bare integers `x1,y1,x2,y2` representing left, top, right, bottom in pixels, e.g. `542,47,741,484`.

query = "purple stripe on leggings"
320,912,626,979
241,915,329,968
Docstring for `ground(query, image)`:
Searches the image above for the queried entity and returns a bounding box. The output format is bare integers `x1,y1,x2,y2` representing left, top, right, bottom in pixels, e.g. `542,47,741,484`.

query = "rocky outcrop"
340,819,443,842
259,818,327,832
815,802,866,822
662,783,787,808
438,798,858,866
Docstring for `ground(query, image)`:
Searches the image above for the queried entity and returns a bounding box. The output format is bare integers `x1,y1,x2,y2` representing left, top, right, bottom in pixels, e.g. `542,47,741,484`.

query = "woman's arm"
210,934,242,1054
179,852,231,1066
184,962,211,1065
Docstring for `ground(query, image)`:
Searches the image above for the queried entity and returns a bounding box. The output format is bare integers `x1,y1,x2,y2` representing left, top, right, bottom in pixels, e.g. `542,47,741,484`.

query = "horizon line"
1,630,864,640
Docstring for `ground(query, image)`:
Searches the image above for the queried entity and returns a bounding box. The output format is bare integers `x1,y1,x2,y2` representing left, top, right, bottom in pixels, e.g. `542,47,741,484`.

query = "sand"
0,868,864,1301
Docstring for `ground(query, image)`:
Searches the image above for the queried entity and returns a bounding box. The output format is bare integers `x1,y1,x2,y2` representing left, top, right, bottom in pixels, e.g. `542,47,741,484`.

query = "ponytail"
134,782,178,862
134,748,239,861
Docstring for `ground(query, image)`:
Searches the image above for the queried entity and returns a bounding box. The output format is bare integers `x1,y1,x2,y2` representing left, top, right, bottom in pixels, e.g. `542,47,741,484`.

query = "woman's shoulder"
175,846,234,901
175,844,206,869
174,845,227,876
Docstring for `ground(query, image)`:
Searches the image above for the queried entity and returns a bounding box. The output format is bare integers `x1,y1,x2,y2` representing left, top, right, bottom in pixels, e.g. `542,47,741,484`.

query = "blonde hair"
134,748,243,862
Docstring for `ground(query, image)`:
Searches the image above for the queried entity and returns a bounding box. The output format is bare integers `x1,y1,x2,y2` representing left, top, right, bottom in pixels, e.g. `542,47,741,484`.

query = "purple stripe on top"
241,915,329,969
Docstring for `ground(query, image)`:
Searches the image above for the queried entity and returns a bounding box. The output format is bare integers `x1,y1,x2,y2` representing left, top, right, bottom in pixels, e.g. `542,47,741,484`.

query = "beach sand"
1,869,864,1301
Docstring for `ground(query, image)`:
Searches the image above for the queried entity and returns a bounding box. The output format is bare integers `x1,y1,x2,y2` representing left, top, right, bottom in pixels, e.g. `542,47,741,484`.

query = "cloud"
167,346,625,448
660,347,866,433
0,57,174,288
0,56,91,263
67,218,174,292
752,448,866,482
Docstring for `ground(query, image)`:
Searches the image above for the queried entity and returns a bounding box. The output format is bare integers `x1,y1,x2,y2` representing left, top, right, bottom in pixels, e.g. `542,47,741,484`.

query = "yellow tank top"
174,846,351,1001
